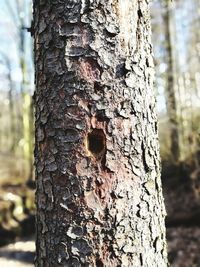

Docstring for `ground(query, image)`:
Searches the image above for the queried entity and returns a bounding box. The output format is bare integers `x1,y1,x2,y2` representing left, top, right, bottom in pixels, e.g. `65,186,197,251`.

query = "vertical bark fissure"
34,1,167,266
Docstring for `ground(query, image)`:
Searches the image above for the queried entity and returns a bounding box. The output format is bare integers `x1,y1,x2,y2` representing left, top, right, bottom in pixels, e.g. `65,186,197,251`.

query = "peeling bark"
34,0,168,266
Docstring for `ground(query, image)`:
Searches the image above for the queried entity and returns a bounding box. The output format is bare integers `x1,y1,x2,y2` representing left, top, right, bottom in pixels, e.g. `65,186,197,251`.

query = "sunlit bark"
34,1,168,266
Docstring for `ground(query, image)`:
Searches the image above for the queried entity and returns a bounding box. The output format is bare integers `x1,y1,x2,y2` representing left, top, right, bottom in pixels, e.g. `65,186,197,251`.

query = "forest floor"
164,176,200,267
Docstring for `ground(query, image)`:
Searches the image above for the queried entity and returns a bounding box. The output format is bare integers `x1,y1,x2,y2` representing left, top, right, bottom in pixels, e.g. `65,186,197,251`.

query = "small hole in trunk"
96,259,104,267
87,129,106,157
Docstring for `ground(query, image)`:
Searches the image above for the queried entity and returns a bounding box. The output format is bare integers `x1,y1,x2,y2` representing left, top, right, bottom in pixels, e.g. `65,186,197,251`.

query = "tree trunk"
8,66,16,153
163,0,180,163
34,1,168,266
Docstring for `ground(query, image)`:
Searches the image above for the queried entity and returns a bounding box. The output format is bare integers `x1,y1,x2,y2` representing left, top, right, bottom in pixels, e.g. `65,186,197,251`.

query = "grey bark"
34,1,168,266
163,0,180,163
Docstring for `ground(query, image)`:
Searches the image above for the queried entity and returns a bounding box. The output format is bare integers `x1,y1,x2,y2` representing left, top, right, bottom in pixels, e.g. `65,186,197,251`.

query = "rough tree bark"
34,1,168,266
163,0,180,163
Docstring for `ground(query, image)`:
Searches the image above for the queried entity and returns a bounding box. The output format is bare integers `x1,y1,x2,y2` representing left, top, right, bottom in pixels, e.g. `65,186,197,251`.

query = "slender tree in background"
16,0,34,177
0,53,17,152
163,0,180,164
5,0,33,176
186,0,200,167
34,1,167,266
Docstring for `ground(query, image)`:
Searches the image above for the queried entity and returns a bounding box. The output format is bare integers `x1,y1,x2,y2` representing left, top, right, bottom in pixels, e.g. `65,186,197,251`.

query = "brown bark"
34,1,168,266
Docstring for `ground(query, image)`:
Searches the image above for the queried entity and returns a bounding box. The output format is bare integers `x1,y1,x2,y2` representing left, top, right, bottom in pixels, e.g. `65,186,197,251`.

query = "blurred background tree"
151,1,200,264
0,0,35,249
0,0,34,180
152,0,200,173
0,0,199,266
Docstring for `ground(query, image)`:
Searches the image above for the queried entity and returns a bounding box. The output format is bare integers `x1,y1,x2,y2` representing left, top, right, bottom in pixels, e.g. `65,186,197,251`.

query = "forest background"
0,0,199,266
